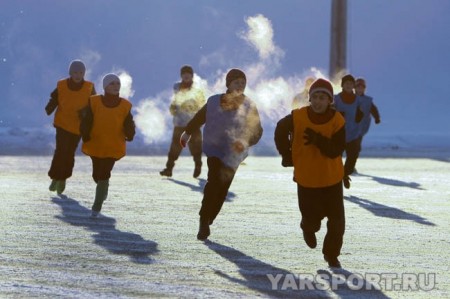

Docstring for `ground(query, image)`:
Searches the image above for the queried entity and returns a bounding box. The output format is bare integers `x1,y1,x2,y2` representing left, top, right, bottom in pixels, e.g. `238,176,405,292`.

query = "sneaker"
343,176,351,189
193,166,201,178
159,168,172,177
49,180,57,191
91,210,99,218
197,218,210,241
56,180,66,195
324,255,342,268
302,231,317,249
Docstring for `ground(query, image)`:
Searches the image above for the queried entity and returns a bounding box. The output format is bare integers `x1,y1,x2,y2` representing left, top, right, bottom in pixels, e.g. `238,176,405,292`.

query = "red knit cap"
309,78,334,100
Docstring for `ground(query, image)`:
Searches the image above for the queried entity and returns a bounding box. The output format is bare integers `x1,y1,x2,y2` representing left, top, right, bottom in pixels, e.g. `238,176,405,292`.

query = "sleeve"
355,96,365,123
355,107,364,123
274,113,294,167
246,104,263,147
185,104,207,134
370,103,381,123
123,112,136,142
274,114,293,157
45,88,59,115
314,125,346,159
169,87,179,116
79,100,93,142
169,89,180,116
197,89,206,107
169,102,178,116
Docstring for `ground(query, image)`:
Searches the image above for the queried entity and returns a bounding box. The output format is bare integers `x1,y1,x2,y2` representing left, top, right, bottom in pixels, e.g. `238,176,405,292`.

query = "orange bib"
292,107,345,188
54,79,94,134
82,95,132,160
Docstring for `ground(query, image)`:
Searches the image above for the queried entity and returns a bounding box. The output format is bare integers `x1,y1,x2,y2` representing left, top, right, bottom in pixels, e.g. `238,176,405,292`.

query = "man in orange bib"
80,73,135,217
45,60,96,195
275,78,346,268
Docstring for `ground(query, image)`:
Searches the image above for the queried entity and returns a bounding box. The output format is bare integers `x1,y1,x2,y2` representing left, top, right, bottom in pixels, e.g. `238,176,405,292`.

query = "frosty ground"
0,155,449,298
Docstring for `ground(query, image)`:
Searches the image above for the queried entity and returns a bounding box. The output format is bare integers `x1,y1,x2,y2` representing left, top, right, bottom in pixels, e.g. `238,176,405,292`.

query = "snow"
0,155,449,298
2,126,450,158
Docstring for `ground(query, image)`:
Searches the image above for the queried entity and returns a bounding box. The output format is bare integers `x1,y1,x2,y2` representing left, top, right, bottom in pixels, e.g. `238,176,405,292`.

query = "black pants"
165,126,202,169
48,127,81,180
344,137,362,176
91,157,116,183
297,182,345,258
199,157,236,224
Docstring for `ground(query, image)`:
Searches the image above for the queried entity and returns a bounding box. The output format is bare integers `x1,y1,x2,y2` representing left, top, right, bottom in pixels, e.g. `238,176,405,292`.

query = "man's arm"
371,103,381,124
45,88,58,115
185,104,207,134
274,113,294,167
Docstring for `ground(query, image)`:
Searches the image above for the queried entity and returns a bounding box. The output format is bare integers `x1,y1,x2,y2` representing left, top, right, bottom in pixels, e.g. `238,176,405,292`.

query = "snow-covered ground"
0,155,449,298
2,126,450,157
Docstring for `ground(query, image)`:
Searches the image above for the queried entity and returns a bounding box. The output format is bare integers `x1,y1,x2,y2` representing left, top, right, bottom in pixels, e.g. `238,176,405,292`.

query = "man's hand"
303,127,319,145
281,155,293,167
232,140,245,153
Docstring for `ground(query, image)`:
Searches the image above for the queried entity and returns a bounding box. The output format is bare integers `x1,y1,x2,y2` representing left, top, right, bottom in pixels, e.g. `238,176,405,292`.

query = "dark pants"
91,157,116,183
199,157,236,224
297,182,345,258
48,127,81,180
165,126,202,169
344,137,362,176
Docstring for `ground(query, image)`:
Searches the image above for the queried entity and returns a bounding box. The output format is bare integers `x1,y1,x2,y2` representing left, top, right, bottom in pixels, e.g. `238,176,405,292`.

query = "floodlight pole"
329,0,347,81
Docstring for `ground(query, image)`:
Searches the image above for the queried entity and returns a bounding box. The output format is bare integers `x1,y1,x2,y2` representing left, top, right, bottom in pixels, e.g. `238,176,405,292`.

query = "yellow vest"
54,79,94,134
82,95,132,160
292,107,345,188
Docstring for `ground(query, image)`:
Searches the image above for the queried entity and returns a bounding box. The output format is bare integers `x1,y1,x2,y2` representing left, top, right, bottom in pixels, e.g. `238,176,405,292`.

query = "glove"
303,127,319,145
281,155,293,167
180,132,191,148
232,140,245,153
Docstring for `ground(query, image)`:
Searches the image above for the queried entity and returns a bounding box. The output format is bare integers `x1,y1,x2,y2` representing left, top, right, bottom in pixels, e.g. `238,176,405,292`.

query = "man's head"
355,78,366,96
68,60,86,83
341,74,355,93
309,78,334,113
102,73,121,95
226,69,246,95
180,65,194,83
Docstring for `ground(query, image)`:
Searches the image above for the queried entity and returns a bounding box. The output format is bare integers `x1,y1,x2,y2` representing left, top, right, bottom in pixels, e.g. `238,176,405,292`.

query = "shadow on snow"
355,173,424,190
52,195,159,264
345,195,435,226
167,177,236,201
205,241,389,298
316,268,391,299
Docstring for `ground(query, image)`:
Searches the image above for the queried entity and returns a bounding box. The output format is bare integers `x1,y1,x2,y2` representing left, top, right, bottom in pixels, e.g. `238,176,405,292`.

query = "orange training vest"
292,107,345,188
82,95,132,160
54,79,94,134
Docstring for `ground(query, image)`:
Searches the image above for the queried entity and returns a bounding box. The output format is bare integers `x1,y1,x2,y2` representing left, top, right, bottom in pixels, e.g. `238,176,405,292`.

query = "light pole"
329,0,347,82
